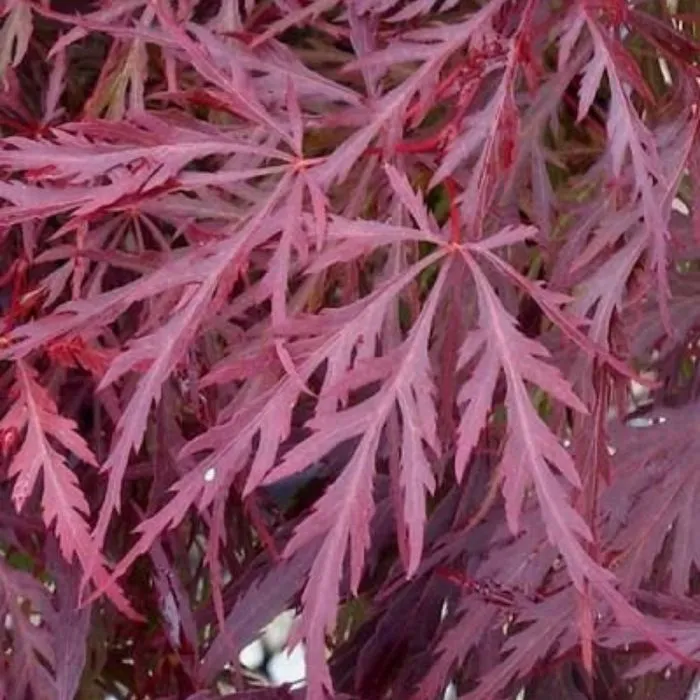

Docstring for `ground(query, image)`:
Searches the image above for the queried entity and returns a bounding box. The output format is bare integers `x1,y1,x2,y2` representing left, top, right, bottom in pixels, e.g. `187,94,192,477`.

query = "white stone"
263,609,295,652
443,682,457,700
267,643,306,686
238,638,265,670
672,197,689,215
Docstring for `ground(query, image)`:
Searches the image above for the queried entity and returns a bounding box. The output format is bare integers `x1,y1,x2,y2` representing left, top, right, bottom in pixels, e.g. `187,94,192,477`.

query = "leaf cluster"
2,0,700,698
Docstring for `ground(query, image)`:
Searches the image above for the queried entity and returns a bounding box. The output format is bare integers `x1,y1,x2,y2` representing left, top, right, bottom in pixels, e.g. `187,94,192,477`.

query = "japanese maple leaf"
255,262,449,699
315,0,513,187
602,403,700,597
454,249,694,670
456,250,593,574
0,557,55,700
0,361,137,618
558,4,699,331
0,0,32,83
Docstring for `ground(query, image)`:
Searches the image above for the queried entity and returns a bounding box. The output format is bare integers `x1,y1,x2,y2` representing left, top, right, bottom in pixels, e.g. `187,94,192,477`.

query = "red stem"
445,177,462,244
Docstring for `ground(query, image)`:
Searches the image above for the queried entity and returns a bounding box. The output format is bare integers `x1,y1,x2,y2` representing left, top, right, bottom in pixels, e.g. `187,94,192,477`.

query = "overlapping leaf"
0,362,136,617
260,262,448,698
1,0,700,697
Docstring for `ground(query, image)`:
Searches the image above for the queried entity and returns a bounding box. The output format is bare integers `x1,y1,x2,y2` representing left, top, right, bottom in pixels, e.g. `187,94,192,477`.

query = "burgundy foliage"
2,0,700,698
